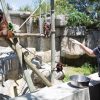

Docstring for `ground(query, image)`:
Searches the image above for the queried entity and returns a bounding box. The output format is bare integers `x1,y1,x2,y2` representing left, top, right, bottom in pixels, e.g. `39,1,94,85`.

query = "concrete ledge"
10,73,100,100
10,82,90,100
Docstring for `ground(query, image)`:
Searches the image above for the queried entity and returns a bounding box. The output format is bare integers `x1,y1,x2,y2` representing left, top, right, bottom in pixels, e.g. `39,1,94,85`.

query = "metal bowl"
70,75,90,88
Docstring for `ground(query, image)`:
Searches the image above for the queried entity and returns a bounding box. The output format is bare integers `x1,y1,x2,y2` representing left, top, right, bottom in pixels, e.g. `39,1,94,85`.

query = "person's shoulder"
93,46,100,56
98,45,100,50
98,45,100,48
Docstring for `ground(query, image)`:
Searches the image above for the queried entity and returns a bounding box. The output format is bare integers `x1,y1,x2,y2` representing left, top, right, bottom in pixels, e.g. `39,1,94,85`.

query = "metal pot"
70,75,90,88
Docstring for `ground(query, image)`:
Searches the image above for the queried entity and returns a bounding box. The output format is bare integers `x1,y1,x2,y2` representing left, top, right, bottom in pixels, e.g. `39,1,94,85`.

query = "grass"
63,62,97,82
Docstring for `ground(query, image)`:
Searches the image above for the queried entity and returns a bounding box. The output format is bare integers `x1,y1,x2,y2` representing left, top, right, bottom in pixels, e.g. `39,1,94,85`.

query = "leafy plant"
55,0,93,27
67,11,93,26
81,62,97,74
55,0,76,15
19,5,33,11
68,0,100,28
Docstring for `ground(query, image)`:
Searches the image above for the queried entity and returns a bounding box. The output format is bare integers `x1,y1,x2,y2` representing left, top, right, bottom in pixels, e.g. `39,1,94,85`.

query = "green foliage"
7,3,12,10
19,5,33,11
63,62,97,82
89,0,100,2
55,0,93,27
81,62,97,74
67,11,93,26
97,22,100,28
34,1,50,16
8,23,14,30
63,74,70,82
69,0,100,28
55,0,76,15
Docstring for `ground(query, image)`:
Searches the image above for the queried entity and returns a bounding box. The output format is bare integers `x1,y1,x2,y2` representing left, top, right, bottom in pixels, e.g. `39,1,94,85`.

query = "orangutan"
0,9,14,39
56,62,63,72
43,22,51,38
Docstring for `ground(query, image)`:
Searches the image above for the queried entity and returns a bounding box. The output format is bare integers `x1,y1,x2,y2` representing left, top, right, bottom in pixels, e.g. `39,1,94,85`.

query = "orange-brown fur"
43,22,51,37
0,9,14,39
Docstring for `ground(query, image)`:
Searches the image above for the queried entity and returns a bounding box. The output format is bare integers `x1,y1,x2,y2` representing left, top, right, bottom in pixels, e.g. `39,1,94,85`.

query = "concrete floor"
0,77,29,99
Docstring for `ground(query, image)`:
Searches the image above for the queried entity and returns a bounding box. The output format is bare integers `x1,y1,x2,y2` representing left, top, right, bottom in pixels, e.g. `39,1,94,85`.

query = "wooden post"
6,39,52,87
15,43,36,92
23,53,52,87
50,0,56,83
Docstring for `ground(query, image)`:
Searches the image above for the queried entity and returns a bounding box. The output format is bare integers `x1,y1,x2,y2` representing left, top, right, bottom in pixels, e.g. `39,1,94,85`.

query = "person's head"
0,9,3,22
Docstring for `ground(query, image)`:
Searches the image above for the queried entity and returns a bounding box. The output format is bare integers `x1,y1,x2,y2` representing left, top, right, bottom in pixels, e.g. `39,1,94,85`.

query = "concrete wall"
0,13,100,65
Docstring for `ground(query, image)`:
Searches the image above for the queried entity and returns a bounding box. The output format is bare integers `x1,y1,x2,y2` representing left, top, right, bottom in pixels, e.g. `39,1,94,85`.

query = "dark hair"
0,9,3,22
56,62,63,72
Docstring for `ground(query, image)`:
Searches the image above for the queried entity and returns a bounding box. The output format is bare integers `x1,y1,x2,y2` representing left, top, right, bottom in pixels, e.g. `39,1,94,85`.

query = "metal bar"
50,0,56,83
39,0,42,34
15,33,42,37
45,0,48,22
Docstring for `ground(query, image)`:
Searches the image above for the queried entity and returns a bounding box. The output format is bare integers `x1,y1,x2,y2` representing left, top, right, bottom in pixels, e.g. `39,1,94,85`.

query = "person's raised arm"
70,39,96,57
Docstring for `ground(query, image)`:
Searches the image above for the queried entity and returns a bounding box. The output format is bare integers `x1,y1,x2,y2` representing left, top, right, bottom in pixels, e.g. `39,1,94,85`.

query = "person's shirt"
93,46,100,57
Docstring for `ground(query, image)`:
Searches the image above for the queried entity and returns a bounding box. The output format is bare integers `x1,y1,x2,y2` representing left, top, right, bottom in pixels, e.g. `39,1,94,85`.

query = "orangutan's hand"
7,30,14,38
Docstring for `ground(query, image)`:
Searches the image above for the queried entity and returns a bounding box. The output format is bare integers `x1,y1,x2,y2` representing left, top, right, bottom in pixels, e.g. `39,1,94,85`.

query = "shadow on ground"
0,93,11,100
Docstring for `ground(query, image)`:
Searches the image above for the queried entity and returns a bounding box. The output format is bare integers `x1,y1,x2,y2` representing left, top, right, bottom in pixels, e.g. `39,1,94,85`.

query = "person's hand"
69,38,81,45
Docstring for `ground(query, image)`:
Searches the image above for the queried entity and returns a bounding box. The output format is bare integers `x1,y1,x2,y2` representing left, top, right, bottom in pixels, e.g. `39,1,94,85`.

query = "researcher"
70,38,100,77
